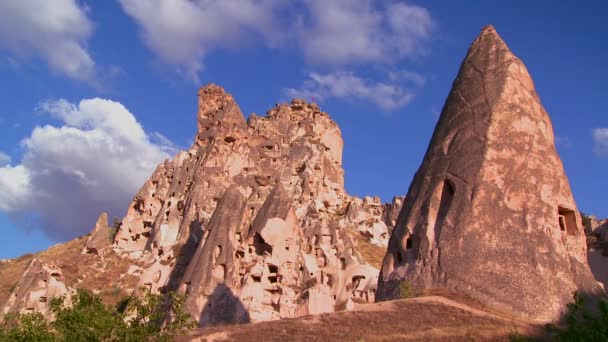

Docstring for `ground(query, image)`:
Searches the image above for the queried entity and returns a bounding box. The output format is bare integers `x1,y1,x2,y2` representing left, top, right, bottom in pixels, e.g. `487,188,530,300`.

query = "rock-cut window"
558,206,578,236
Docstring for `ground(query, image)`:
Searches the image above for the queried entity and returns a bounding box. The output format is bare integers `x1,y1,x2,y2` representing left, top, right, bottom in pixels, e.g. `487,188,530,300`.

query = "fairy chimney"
377,25,602,322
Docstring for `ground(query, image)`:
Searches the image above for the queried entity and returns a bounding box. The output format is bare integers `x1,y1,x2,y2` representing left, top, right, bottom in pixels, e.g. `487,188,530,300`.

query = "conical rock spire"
377,26,602,322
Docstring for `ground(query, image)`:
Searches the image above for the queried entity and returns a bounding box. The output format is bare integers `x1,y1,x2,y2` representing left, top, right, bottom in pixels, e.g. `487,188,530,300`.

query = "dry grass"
351,233,386,269
182,296,544,341
0,253,37,306
0,236,140,308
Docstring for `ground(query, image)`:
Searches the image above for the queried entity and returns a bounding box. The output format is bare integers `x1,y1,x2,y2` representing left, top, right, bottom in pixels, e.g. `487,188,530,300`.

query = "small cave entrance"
235,250,245,259
253,233,273,256
558,206,578,236
268,264,279,283
214,245,222,259
406,237,413,249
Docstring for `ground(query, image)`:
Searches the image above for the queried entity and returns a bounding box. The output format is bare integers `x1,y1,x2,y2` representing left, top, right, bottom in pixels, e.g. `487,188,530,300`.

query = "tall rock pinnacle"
377,25,602,322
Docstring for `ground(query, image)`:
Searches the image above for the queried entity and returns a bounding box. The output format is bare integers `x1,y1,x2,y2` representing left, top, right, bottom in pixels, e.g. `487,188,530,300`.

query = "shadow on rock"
199,283,250,327
165,220,203,293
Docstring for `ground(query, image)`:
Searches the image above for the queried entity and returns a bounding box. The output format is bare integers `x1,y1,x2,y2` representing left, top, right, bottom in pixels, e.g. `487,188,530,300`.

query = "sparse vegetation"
0,288,196,342
352,234,385,269
0,236,141,308
0,312,55,342
581,212,593,230
108,217,122,242
399,281,413,299
509,293,608,341
547,293,608,341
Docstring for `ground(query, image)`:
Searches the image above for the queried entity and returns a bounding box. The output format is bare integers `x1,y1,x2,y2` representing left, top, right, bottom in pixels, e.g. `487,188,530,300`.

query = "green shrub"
0,288,196,341
581,212,593,229
548,293,608,341
0,312,55,342
399,282,413,299
51,290,123,341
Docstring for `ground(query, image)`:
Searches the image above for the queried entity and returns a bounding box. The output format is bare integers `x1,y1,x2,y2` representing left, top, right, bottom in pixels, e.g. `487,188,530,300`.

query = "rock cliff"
83,212,111,255
377,25,602,322
2,259,71,318
111,86,402,325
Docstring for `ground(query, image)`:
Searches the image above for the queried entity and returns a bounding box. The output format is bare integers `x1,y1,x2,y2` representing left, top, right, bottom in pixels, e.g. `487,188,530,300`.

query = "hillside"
0,236,140,308
181,295,543,341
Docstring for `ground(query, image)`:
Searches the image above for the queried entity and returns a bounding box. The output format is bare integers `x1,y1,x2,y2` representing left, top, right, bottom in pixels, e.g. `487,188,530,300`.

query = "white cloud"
593,128,608,157
297,0,434,65
118,0,286,82
0,0,96,83
285,71,415,111
118,0,434,81
387,70,426,86
0,99,174,240
0,165,30,212
0,152,10,166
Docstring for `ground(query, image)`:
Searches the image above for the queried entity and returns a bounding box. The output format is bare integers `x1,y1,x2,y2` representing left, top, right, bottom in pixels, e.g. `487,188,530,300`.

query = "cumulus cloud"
0,99,174,240
296,0,434,64
118,1,434,79
0,0,96,83
285,71,416,111
0,152,10,166
593,128,608,157
118,0,286,82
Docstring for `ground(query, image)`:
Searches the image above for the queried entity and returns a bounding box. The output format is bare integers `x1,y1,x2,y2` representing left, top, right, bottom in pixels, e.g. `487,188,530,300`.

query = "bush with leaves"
548,293,608,341
0,288,196,341
0,312,55,342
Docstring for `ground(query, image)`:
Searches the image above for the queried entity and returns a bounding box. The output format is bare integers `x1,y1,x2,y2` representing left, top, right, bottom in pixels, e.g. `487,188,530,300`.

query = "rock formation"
342,195,405,246
586,216,608,236
83,212,111,255
112,85,401,326
377,25,602,322
3,259,71,318
382,196,405,230
586,216,608,288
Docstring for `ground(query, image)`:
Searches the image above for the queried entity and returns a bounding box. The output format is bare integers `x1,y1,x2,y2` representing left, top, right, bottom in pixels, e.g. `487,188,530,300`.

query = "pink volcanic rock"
113,85,401,326
377,26,602,323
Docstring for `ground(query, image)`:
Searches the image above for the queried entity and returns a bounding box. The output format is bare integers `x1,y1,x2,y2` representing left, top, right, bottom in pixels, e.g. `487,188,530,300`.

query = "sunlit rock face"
113,84,402,326
377,26,603,323
2,259,71,318
83,212,111,255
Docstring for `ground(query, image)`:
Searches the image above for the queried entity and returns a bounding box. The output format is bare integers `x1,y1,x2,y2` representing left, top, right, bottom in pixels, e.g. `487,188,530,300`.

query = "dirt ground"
181,295,544,342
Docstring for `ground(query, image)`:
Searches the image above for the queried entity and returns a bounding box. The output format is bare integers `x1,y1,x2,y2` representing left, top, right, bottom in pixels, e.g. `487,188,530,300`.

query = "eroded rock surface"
2,259,71,318
586,216,608,236
113,85,401,326
83,212,111,255
377,26,602,323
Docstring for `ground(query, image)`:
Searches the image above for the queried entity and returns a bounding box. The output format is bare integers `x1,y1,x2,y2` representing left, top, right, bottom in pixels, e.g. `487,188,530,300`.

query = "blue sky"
0,0,606,259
